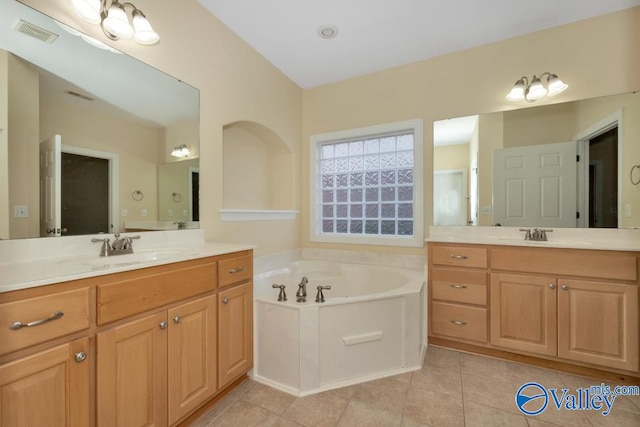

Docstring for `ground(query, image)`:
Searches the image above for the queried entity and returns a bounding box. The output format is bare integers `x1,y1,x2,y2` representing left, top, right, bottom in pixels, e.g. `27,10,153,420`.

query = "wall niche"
222,121,296,221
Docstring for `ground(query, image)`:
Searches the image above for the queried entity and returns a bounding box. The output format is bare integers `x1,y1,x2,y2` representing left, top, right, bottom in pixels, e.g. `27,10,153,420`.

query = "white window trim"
309,119,424,247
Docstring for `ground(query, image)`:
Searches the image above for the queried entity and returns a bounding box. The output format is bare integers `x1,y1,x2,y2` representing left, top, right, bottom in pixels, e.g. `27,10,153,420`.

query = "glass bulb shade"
547,75,568,96
171,145,189,158
70,0,101,24
103,4,134,39
506,81,525,101
526,77,547,101
133,13,160,45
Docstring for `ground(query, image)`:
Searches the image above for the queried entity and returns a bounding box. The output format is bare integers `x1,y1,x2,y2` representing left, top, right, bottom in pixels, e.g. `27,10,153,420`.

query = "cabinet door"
558,279,639,372
218,283,253,388
97,312,168,427
490,273,557,356
0,338,90,427
168,295,217,424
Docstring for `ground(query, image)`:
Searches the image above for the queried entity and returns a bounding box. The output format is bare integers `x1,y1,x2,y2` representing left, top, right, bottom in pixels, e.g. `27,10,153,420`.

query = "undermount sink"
58,248,190,269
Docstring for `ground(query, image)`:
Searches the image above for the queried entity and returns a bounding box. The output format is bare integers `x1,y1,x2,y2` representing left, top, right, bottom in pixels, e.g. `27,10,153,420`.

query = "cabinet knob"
74,352,87,363
222,298,229,304
159,321,168,329
561,285,569,291
549,284,556,289
173,315,182,324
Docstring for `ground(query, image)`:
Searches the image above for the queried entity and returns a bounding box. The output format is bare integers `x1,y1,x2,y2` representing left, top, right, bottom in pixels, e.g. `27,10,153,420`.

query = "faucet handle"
272,284,287,302
315,285,331,303
519,228,532,240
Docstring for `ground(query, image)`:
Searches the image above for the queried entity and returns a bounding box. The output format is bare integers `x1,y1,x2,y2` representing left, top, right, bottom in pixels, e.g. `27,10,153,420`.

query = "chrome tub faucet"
296,276,308,302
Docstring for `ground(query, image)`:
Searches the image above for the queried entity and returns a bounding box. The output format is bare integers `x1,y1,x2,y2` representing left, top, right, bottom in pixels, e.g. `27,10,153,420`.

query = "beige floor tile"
281,390,350,427
526,418,571,426
501,361,563,386
460,353,512,379
399,417,430,427
527,406,592,426
390,371,414,384
411,364,462,398
463,401,528,427
403,386,464,427
242,383,296,415
352,376,410,414
585,406,640,427
423,345,461,370
557,373,640,415
209,400,280,426
336,400,402,426
191,390,244,426
273,418,305,427
461,372,520,414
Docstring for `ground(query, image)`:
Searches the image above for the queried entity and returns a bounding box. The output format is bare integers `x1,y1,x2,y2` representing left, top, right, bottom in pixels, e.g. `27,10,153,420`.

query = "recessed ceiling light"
317,25,338,39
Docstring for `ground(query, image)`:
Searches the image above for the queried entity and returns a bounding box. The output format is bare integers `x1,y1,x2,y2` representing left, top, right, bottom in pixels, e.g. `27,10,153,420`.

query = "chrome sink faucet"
520,228,553,241
296,276,308,302
91,233,140,256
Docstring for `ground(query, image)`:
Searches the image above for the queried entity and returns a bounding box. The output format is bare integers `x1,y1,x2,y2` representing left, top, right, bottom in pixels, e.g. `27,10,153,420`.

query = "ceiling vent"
13,19,59,44
64,90,94,102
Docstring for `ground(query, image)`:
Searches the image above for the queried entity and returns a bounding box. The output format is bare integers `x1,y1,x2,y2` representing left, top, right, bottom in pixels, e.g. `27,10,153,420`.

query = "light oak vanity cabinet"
0,249,254,427
428,245,489,344
428,242,640,376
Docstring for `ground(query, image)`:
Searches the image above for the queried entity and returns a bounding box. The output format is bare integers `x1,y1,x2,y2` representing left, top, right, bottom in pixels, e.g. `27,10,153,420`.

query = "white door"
493,141,577,227
434,169,468,226
39,135,61,237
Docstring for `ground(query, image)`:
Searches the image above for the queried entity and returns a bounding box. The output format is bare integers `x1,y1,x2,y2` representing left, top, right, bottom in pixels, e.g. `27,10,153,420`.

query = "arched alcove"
221,121,296,221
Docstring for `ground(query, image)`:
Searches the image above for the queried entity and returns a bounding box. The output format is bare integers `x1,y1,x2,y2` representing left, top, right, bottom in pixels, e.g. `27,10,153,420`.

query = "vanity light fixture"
171,144,190,158
506,72,568,102
70,0,159,45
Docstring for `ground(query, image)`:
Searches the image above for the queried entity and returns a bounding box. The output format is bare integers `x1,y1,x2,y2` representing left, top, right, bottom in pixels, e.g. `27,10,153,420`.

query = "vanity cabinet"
0,338,90,427
97,295,217,426
428,242,640,375
428,245,489,344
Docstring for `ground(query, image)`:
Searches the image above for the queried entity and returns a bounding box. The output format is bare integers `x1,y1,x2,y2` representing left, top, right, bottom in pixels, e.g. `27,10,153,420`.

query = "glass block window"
318,133,414,237
311,121,422,246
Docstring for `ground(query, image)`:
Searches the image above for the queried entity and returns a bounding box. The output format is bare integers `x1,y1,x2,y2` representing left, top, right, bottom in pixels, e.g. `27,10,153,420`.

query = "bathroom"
1,0,640,425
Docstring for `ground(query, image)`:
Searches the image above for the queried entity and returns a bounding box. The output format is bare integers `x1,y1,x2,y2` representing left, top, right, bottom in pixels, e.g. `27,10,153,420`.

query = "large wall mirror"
433,91,640,229
0,0,199,240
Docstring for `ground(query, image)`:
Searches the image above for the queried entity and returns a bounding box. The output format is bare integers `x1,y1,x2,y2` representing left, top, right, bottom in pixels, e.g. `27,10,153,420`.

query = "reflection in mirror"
0,0,199,240
433,91,640,229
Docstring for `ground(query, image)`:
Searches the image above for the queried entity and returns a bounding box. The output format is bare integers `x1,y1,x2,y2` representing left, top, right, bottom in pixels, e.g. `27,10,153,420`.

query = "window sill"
220,209,299,222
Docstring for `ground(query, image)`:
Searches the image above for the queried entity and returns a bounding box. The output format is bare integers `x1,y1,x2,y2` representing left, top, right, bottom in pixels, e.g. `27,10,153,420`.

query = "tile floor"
192,346,640,427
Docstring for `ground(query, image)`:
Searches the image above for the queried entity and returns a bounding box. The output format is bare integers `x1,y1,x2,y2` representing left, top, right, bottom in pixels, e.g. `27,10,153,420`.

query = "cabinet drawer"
431,302,487,343
218,254,253,288
491,247,637,281
432,268,487,305
97,258,216,324
0,288,90,355
431,245,487,268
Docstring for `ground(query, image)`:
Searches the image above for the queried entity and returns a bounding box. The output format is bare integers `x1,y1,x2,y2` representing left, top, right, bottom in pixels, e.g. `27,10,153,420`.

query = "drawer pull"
449,284,468,289
222,298,229,304
549,284,556,289
9,311,64,330
450,320,467,326
228,266,244,274
159,321,168,329
173,315,182,324
450,255,468,260
561,285,569,291
74,352,87,363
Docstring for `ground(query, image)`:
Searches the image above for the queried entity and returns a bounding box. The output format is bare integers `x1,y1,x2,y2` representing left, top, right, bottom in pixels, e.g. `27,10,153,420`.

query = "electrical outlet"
481,206,492,215
168,209,173,217
121,209,128,217
13,205,28,218
625,203,632,218
183,209,188,217
141,209,148,217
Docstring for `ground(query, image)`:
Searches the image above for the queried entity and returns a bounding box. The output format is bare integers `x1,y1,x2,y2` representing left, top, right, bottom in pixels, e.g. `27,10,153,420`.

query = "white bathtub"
253,259,425,396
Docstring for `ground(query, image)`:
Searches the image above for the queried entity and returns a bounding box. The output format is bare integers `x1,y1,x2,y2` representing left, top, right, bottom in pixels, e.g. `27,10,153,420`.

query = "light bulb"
132,10,160,45
506,79,526,101
526,75,547,101
70,0,101,24
103,2,134,39
547,74,568,96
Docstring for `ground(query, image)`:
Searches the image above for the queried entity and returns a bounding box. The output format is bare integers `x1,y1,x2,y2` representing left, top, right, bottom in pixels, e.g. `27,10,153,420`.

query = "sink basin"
58,248,190,269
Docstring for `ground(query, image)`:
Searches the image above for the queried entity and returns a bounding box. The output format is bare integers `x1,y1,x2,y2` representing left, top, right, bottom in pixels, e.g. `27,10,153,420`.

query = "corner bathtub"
252,260,425,396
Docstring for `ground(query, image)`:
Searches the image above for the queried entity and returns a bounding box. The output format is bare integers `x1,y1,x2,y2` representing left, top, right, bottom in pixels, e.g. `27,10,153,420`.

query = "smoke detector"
317,25,338,39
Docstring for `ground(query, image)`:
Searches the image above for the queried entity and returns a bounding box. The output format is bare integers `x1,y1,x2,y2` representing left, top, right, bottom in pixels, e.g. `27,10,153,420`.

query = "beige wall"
158,158,198,221
434,144,470,171
303,7,640,250
160,118,199,164
0,51,10,239
7,53,39,239
23,0,303,256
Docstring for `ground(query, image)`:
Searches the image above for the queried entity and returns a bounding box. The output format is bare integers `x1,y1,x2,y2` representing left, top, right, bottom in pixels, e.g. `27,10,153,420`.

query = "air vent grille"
64,90,94,102
13,19,59,44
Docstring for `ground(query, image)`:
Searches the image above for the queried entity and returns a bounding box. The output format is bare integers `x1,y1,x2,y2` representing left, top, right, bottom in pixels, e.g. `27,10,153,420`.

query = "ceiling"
199,0,640,89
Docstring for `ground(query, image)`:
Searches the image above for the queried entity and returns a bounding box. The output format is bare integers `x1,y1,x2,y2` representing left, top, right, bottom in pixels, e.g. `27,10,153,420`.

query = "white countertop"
427,226,640,251
0,230,254,293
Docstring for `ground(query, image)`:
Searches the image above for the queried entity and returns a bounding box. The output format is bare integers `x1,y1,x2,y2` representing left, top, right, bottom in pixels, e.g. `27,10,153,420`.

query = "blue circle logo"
515,382,548,416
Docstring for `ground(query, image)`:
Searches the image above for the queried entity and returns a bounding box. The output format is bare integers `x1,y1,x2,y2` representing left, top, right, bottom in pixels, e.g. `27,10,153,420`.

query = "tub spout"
296,276,308,302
